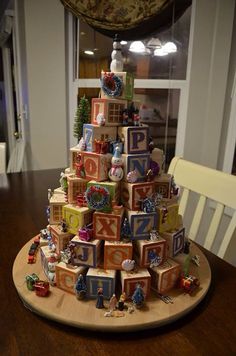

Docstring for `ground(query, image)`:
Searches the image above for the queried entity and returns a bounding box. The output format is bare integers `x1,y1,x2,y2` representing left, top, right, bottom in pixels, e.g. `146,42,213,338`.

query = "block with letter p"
122,153,150,182
93,210,124,241
121,181,154,210
127,210,157,240
104,241,133,270
86,268,116,299
69,236,102,268
55,262,87,294
118,126,149,154
120,269,151,300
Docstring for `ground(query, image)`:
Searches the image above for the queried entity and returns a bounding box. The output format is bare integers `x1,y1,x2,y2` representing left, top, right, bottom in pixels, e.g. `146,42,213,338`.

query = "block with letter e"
91,98,127,126
63,205,93,235
135,238,167,268
55,262,87,294
67,175,88,204
93,210,124,241
149,259,181,294
120,268,151,300
86,268,116,299
80,151,112,181
127,210,157,240
104,241,133,270
69,236,103,268
156,204,179,233
83,124,117,152
49,193,67,225
161,227,185,257
154,173,172,199
121,181,154,210
118,126,149,154
122,153,150,182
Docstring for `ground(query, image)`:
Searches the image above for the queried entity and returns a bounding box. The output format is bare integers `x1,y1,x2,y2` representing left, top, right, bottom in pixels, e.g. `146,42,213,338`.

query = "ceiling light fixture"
154,47,168,56
120,40,127,45
129,41,146,53
163,41,177,53
84,50,94,55
146,37,162,49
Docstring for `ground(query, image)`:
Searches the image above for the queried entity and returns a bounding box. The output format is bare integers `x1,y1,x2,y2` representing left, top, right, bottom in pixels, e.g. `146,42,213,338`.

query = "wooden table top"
1,169,236,356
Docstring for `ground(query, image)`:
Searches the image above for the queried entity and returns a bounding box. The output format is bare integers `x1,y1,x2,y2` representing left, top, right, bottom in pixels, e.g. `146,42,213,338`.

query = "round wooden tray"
12,238,211,332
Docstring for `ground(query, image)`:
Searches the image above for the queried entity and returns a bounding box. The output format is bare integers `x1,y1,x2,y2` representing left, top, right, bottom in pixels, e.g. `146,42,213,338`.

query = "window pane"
79,6,191,80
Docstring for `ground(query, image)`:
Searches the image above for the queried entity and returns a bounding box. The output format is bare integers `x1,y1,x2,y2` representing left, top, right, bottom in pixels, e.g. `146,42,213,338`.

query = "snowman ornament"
109,147,123,182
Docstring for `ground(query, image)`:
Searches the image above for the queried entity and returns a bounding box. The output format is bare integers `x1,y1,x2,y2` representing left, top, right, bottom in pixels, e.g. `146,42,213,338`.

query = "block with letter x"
93,210,124,241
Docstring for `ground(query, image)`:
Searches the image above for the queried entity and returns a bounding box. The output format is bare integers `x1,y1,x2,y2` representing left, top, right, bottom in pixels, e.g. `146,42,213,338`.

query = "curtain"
60,0,192,40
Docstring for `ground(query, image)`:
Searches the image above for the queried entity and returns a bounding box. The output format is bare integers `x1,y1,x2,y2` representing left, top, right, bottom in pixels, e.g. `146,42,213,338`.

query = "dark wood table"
1,169,236,356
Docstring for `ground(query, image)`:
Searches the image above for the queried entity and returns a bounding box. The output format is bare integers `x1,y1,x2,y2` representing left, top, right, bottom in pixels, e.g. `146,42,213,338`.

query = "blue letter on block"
173,228,185,256
128,154,150,182
83,124,93,151
131,213,157,240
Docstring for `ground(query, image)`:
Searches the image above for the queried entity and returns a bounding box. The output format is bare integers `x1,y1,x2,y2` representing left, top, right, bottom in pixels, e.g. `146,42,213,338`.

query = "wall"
23,0,67,170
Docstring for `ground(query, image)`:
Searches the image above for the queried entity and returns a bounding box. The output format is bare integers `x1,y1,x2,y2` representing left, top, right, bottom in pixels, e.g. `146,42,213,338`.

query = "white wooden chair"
168,156,236,259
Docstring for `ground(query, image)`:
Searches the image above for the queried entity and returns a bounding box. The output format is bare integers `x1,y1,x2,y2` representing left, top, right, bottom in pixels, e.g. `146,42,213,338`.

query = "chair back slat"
204,202,224,251
189,195,206,241
218,211,236,258
179,188,190,217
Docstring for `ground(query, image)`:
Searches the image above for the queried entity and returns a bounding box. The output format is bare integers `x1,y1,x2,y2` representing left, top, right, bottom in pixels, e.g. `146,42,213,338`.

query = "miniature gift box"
49,193,67,225
120,268,151,300
93,209,124,241
118,126,149,154
122,153,150,182
80,151,112,182
127,210,158,240
67,175,88,205
104,241,133,270
121,181,155,210
70,235,103,268
62,205,93,235
149,259,181,294
100,72,134,101
156,204,180,233
91,98,127,126
135,238,167,268
83,124,117,152
50,224,74,255
161,227,185,257
154,173,172,199
55,262,87,294
86,268,116,299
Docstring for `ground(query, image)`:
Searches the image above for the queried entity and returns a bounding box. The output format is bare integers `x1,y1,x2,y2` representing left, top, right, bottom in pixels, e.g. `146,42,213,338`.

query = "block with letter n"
83,123,117,152
120,268,151,300
62,205,93,235
80,151,112,182
118,126,149,154
55,262,87,294
69,236,103,268
104,241,133,270
86,268,116,299
121,181,155,210
93,210,124,241
122,153,150,182
127,210,157,240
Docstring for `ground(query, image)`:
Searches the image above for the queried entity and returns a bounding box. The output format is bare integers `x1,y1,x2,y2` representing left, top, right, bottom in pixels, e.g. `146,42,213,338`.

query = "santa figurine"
108,147,123,182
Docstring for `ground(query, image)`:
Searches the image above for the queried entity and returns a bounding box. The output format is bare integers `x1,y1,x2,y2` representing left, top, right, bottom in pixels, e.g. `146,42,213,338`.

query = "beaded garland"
101,72,123,97
85,185,110,210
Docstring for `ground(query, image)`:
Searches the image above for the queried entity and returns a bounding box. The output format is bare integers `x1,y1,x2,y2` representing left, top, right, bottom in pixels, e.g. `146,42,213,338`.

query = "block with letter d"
120,269,151,300
161,227,185,257
55,262,87,294
63,205,93,235
83,124,117,152
80,151,112,182
93,210,124,241
122,153,150,182
104,241,133,270
135,238,167,268
69,236,103,268
127,210,157,240
149,259,181,294
86,268,116,299
121,181,155,210
118,126,149,154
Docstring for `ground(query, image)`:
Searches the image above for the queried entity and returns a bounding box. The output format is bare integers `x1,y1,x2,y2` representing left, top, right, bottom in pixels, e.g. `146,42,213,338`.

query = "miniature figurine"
96,113,105,126
61,218,67,233
47,188,53,201
96,288,105,309
121,259,136,272
149,229,160,241
110,34,123,72
108,147,124,182
132,283,145,308
75,153,86,178
127,169,138,183
47,253,58,286
149,136,155,153
148,250,162,268
183,239,191,254
171,175,179,196
191,254,200,267
118,292,126,311
77,137,86,151
109,294,118,311
75,274,87,300
150,160,160,177
133,110,140,126
141,197,156,213
121,217,132,240
59,172,68,192
122,108,129,125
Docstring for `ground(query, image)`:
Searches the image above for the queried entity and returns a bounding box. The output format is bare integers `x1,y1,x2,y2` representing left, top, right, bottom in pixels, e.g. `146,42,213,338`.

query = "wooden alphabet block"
127,210,157,240
70,236,102,267
55,262,87,294
62,205,93,235
104,241,133,270
83,124,117,152
120,269,151,300
49,193,67,225
86,268,116,299
50,224,74,255
70,146,81,172
154,173,172,199
118,126,149,154
135,238,167,267
122,153,150,182
67,175,88,204
149,259,181,294
91,98,127,126
87,180,120,206
80,151,112,181
151,148,164,175
40,245,52,276
100,72,134,101
121,181,154,210
161,227,185,257
156,204,179,233
93,210,124,241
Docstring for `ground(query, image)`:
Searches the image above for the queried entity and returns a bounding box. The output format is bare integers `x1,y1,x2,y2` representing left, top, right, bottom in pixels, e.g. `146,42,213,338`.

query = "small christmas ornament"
121,217,132,240
121,259,136,272
110,34,123,72
75,274,87,300
96,288,105,309
96,113,105,126
59,172,68,192
149,229,160,241
127,169,138,183
150,160,160,177
132,283,145,308
108,147,123,182
148,250,162,268
133,110,140,126
85,185,110,210
141,197,156,213
77,137,86,151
